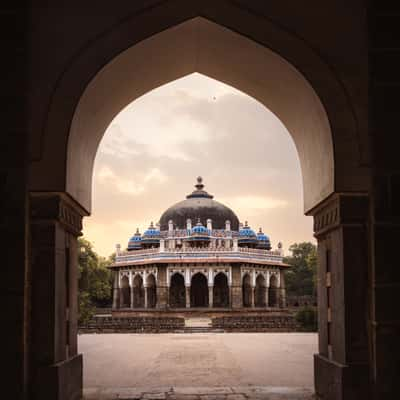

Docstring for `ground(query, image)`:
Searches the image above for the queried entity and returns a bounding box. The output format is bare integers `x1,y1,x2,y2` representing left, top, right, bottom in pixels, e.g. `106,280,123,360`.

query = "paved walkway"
80,332,317,399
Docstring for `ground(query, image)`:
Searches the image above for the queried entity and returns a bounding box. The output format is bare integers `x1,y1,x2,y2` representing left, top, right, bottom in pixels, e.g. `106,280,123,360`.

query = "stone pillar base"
314,354,370,400
36,354,83,400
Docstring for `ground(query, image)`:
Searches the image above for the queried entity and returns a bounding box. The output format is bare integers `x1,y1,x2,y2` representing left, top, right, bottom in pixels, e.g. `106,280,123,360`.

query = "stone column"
156,266,168,309
251,286,255,308
310,194,370,400
208,286,213,308
30,192,85,400
279,271,286,308
144,286,148,309
112,270,120,309
185,286,190,308
265,286,269,307
130,284,134,309
231,265,242,308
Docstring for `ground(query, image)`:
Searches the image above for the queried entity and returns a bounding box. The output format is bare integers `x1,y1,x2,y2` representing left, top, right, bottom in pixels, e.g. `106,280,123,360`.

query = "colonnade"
112,265,286,309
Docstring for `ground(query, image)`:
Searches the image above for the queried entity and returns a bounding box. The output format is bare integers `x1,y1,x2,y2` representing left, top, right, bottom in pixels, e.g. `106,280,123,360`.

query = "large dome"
159,177,239,230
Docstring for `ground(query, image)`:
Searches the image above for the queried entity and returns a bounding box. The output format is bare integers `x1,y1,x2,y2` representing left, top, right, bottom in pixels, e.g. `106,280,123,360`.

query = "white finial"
225,220,231,231
207,218,212,230
186,218,192,230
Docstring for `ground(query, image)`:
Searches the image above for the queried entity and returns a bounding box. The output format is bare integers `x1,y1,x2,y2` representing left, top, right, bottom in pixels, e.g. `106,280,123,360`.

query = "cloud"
220,195,289,218
144,168,168,183
96,165,145,196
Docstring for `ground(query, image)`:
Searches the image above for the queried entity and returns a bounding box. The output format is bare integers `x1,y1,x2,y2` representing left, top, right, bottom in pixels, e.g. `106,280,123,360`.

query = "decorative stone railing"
113,246,284,266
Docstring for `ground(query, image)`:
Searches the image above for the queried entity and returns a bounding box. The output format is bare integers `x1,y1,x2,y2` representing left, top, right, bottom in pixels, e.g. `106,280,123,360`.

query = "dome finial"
195,176,204,191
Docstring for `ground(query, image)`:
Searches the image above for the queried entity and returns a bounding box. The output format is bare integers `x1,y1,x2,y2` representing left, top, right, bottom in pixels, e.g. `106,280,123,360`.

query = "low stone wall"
211,315,300,332
79,316,185,333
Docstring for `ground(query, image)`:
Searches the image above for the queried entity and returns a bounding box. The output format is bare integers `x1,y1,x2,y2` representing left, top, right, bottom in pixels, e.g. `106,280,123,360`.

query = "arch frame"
28,15,370,215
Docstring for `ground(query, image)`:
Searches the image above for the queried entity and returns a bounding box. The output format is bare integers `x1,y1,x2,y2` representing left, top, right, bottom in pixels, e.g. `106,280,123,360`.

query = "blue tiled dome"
238,221,258,244
143,222,161,237
128,228,142,250
239,221,257,238
189,219,210,241
142,222,161,244
257,228,271,250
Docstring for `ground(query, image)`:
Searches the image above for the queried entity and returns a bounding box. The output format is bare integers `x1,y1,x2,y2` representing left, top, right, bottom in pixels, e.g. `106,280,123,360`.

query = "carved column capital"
308,193,369,237
30,192,88,236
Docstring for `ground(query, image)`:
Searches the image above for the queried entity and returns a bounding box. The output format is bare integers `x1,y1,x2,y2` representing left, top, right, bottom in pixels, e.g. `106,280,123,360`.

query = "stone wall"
79,316,184,333
212,315,299,332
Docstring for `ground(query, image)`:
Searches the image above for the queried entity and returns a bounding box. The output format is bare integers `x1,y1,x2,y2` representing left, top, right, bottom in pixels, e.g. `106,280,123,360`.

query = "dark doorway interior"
133,275,144,308
213,273,229,307
269,274,278,307
191,273,208,307
169,273,185,308
255,274,266,307
242,274,252,307
121,276,131,307
147,274,157,308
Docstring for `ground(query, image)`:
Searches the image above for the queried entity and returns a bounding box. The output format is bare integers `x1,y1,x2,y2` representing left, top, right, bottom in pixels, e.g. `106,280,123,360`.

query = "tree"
295,306,318,332
284,242,317,296
78,238,113,323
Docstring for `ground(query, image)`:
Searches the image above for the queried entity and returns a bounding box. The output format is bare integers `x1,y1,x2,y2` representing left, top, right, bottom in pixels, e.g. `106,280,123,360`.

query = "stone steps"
181,326,225,333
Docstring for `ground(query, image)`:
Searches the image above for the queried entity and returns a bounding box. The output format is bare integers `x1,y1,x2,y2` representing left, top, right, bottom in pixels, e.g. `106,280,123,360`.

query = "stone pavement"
80,333,317,389
84,386,314,399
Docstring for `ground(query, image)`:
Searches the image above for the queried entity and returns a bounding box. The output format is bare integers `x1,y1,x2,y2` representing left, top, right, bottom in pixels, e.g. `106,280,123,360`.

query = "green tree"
284,242,317,296
295,306,318,332
78,238,113,323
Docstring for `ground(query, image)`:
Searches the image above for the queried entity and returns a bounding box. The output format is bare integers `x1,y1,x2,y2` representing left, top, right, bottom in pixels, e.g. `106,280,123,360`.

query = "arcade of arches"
115,270,281,310
7,3,400,400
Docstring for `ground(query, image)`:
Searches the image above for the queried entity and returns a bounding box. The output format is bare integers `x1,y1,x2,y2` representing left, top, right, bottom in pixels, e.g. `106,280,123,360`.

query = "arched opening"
26,13,373,400
242,274,252,308
146,274,157,309
269,275,278,308
169,273,185,308
133,274,144,308
120,276,130,308
213,273,229,308
190,273,208,307
255,274,267,308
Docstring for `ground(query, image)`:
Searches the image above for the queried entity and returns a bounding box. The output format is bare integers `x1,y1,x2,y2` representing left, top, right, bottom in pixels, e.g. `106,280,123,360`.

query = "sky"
83,73,314,256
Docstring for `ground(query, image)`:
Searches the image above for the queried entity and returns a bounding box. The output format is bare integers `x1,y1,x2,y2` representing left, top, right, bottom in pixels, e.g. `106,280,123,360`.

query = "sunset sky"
83,73,314,256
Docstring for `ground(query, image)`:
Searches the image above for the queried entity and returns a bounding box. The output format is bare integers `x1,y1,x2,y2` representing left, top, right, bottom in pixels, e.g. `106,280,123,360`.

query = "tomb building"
109,177,289,310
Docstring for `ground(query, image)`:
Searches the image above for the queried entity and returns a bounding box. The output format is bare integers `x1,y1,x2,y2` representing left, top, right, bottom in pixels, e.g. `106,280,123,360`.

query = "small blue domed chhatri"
127,228,142,250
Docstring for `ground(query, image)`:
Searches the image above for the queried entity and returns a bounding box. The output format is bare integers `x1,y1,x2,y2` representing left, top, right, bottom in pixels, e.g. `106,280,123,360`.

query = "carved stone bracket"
30,192,88,236
309,193,369,237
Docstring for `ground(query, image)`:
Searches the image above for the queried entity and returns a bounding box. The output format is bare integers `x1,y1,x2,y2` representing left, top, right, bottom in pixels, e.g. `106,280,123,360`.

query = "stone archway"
242,274,252,308
146,274,157,309
255,274,266,308
133,275,144,308
213,273,229,308
268,275,278,308
25,12,374,400
120,276,130,308
169,273,185,308
190,273,208,307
